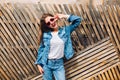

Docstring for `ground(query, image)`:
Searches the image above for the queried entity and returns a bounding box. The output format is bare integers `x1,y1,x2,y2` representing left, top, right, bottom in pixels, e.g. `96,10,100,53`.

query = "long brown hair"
37,13,54,45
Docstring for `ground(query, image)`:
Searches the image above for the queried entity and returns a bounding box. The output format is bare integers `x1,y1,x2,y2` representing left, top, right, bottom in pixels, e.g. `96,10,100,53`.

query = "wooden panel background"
0,3,120,80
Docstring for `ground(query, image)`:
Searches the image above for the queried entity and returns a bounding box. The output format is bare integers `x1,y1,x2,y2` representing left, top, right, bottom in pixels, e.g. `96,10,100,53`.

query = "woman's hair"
37,13,54,45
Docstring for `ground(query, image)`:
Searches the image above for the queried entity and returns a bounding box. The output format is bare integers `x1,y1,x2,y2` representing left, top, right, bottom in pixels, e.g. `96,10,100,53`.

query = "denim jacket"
35,15,82,66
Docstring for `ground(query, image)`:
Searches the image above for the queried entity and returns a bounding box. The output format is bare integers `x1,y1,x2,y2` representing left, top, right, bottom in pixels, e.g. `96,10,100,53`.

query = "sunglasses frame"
46,18,55,26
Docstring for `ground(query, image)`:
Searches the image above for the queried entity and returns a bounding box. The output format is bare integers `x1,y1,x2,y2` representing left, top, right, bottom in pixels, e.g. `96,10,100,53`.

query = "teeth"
52,23,55,27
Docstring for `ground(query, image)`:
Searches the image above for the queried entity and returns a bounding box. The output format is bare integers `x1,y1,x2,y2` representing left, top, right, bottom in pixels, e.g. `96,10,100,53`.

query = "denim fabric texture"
35,14,82,66
43,58,65,80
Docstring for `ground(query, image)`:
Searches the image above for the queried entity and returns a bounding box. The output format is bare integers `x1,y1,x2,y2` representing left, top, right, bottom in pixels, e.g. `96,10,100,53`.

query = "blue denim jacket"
35,15,82,66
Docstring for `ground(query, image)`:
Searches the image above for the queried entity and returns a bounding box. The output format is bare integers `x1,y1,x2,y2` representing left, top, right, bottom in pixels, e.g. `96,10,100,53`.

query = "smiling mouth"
52,23,56,27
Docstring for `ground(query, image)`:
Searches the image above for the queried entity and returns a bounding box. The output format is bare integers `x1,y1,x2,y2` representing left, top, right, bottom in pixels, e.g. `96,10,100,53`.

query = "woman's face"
45,16,58,30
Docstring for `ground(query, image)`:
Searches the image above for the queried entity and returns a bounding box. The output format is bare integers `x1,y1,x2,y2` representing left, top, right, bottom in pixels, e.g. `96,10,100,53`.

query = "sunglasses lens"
50,18,54,21
46,22,50,26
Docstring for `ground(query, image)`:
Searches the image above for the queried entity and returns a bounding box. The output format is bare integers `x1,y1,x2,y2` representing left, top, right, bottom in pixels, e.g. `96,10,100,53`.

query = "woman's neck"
53,28,58,32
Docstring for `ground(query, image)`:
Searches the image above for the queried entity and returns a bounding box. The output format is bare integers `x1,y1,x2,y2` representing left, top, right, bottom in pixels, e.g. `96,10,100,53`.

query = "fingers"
54,14,68,19
54,15,59,19
37,65,44,74
54,15,59,22
54,14,63,19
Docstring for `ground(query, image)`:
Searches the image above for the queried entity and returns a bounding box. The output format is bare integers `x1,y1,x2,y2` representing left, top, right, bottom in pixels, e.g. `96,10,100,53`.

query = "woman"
35,13,82,80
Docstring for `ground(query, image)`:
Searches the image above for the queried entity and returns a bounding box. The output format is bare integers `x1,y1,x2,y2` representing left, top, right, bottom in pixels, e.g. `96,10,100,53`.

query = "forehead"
45,16,53,23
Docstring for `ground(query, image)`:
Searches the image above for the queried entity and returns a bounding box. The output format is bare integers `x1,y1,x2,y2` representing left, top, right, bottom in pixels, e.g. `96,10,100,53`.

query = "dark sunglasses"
46,18,55,26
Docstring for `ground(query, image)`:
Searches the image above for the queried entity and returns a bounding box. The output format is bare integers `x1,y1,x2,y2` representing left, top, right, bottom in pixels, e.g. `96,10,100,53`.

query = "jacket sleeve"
34,42,44,66
66,14,82,33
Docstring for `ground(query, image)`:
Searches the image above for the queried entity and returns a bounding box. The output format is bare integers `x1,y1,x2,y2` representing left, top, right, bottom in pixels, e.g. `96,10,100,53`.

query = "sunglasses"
46,18,55,26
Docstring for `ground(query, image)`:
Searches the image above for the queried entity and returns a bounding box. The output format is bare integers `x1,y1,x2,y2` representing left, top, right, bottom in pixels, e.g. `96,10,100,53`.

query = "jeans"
43,58,65,80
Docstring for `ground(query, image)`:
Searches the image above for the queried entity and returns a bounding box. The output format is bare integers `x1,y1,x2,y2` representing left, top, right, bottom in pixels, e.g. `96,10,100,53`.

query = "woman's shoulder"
43,32,51,38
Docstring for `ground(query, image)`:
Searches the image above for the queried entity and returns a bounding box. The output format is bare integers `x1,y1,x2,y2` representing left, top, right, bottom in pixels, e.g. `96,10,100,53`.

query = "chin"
52,25,58,29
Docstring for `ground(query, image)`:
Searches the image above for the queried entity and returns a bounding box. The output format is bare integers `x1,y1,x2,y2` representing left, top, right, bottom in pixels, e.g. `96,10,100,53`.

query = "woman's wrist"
65,15,70,19
54,14,70,19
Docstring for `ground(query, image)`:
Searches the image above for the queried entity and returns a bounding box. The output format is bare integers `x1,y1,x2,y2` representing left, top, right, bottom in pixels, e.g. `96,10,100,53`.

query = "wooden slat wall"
0,3,120,80
65,37,119,80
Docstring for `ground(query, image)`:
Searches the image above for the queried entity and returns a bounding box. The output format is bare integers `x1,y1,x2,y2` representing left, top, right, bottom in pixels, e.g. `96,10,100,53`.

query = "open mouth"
51,23,56,27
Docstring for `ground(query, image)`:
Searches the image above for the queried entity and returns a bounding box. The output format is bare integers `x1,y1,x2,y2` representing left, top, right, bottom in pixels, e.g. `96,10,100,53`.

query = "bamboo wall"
0,3,120,80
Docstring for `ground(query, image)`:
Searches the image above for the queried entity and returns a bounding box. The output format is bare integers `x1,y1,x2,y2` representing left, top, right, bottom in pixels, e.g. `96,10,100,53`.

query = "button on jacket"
35,14,82,66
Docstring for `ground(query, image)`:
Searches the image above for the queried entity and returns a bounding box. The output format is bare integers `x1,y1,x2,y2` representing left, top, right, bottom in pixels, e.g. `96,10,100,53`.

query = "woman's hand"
37,65,44,74
54,14,69,20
